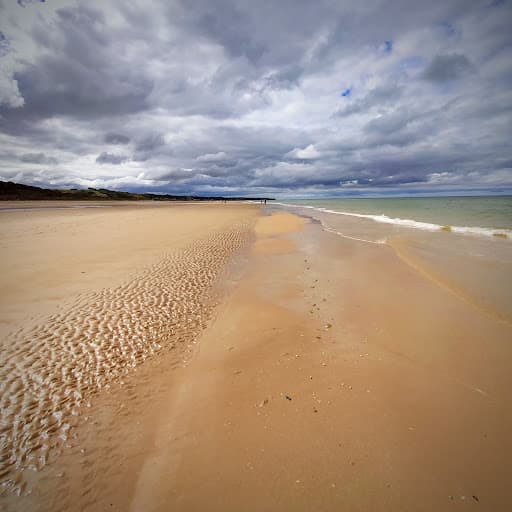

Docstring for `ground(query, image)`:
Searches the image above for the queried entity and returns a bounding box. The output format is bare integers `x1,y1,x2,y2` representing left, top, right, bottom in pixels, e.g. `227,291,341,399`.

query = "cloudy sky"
0,0,511,197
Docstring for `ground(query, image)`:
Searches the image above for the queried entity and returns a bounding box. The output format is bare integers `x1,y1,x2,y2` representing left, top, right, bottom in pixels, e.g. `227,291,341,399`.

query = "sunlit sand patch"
254,212,307,237
253,237,297,255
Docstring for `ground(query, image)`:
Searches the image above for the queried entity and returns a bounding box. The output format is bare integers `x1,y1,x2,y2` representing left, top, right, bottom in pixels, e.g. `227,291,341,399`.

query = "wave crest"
273,202,511,240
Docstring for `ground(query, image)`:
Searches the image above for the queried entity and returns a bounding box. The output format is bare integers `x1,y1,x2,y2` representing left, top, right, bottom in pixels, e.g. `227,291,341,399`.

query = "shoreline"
273,198,512,240
1,203,511,511
273,203,512,325
127,209,512,511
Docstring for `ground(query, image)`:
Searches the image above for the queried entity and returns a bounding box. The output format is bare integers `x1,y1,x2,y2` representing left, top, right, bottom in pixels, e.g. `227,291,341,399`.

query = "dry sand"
0,201,257,338
1,204,511,511
0,201,258,505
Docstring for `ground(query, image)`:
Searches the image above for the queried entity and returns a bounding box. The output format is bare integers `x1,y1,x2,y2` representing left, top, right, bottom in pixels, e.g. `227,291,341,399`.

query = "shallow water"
272,201,512,324
279,196,512,238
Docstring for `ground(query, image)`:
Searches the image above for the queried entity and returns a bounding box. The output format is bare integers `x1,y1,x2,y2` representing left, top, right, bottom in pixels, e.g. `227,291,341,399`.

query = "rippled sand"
0,203,256,498
3,205,512,511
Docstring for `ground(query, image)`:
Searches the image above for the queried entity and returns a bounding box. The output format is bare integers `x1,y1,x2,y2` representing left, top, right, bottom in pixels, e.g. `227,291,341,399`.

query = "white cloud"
0,0,511,196
196,151,228,162
285,144,320,160
0,59,24,107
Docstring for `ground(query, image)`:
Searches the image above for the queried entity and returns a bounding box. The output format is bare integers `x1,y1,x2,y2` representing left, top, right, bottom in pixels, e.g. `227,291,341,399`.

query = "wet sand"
1,204,512,511
0,202,258,502
126,211,512,512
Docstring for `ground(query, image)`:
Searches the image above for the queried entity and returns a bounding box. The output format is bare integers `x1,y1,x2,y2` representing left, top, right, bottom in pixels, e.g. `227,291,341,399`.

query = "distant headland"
0,181,274,202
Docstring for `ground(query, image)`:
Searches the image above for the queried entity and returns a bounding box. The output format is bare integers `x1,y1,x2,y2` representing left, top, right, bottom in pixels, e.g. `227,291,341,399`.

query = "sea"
272,196,512,323
276,196,512,239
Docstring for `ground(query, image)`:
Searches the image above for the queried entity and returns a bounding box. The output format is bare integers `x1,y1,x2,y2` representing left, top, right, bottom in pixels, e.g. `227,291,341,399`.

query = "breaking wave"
273,202,511,240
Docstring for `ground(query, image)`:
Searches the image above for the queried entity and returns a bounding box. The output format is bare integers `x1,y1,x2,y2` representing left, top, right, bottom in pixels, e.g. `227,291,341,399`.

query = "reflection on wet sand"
0,222,252,497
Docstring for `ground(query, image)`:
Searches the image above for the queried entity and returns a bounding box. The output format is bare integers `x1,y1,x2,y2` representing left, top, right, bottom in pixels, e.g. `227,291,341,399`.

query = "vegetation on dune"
0,181,273,202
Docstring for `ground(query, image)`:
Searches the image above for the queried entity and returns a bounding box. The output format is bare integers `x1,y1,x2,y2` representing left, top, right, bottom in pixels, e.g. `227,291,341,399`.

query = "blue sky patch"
341,88,352,97
441,21,457,37
384,40,393,53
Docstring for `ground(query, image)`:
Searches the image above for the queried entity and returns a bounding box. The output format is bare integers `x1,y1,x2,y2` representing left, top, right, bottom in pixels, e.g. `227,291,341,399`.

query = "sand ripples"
0,223,251,495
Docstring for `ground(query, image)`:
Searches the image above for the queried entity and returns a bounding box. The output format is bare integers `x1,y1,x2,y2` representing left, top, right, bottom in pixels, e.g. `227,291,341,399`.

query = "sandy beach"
1,202,512,511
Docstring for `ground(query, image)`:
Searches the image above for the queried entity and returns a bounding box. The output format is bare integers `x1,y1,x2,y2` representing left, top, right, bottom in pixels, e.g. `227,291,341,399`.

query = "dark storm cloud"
96,152,128,165
17,0,46,6
422,54,475,82
20,152,58,165
104,133,131,145
193,4,266,63
0,31,9,56
0,0,511,196
133,134,168,162
263,65,305,90
334,84,403,117
0,5,152,127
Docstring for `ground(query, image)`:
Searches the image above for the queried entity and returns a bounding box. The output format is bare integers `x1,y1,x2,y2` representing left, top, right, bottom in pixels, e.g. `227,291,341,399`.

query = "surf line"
274,202,510,241
321,224,386,245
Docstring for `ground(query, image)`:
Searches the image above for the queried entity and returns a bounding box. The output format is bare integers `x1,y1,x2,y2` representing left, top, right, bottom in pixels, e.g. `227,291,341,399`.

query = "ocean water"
277,196,512,239
272,196,512,323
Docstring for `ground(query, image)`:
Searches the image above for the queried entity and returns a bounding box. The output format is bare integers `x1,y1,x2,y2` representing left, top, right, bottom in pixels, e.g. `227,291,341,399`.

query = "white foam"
321,225,386,245
274,202,511,240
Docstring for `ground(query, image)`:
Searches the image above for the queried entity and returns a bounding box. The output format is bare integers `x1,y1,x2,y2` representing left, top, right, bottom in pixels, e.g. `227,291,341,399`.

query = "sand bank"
0,201,257,338
124,211,512,512
1,205,511,511
0,202,259,503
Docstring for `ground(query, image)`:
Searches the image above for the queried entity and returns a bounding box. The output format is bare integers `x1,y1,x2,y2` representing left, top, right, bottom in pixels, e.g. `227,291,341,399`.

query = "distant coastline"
0,181,274,202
